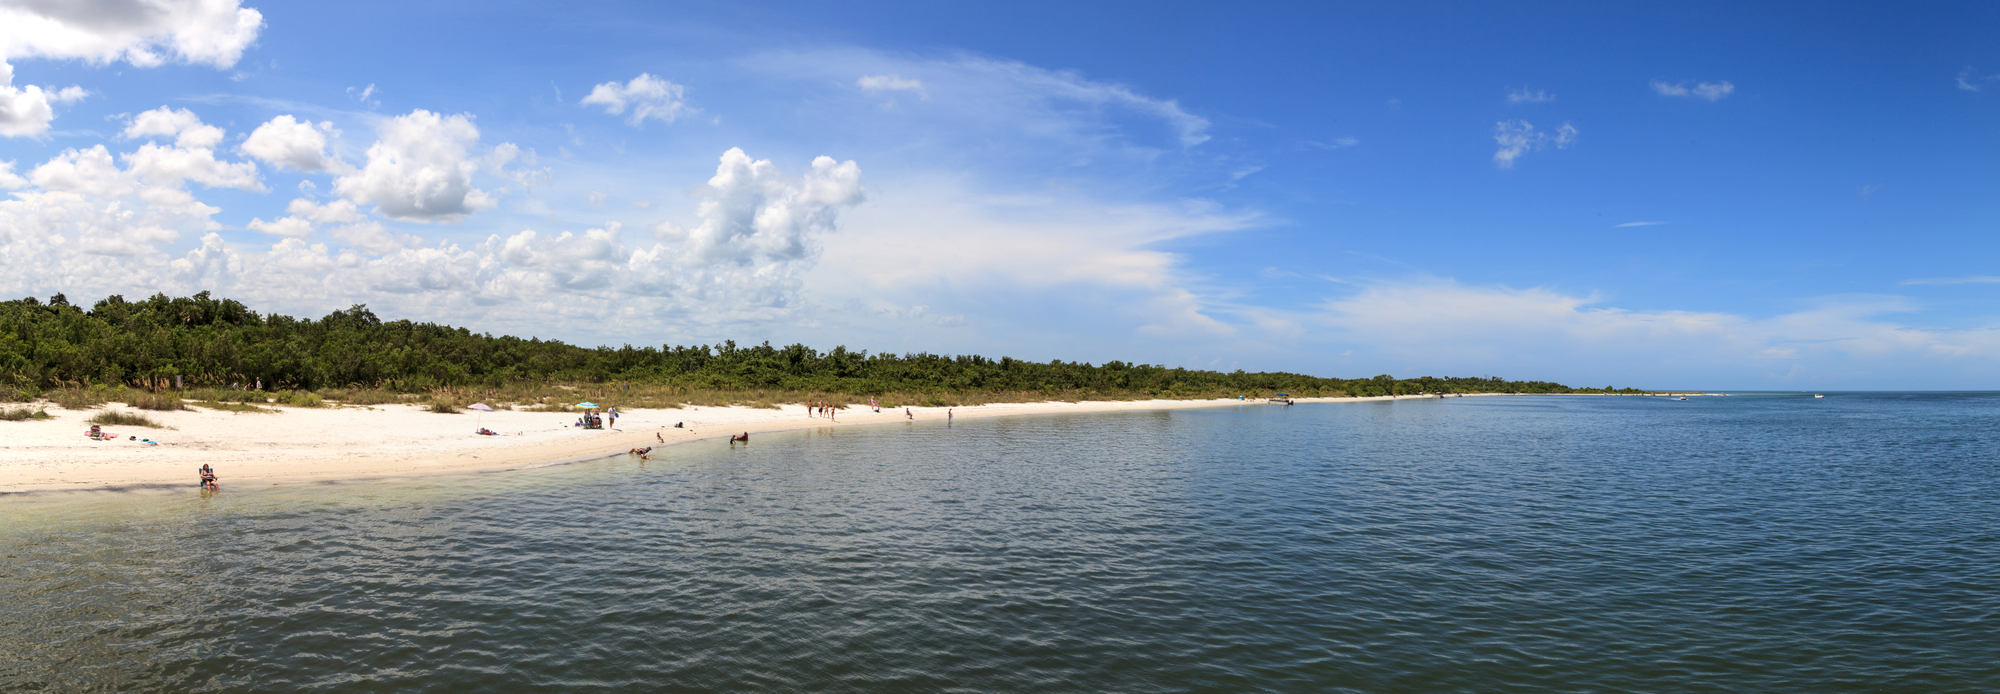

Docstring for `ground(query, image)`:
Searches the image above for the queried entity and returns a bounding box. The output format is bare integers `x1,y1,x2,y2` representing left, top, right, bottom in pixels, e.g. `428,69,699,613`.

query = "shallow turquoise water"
3,394,1998,692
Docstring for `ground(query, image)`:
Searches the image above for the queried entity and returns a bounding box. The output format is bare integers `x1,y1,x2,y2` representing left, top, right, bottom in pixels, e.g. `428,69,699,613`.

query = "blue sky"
2,1,1997,389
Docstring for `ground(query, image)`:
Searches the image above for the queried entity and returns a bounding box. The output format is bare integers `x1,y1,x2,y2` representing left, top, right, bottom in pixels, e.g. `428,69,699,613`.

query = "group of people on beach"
807,401,837,419
575,407,617,429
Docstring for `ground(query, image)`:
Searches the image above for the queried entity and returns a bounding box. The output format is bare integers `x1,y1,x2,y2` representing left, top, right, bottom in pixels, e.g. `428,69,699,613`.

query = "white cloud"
754,51,1211,149
810,175,1255,342
0,159,26,188
1957,67,2000,92
1492,120,1577,168
1507,88,1553,104
2,143,228,254
116,107,260,190
1615,221,1667,227
580,73,692,126
3,147,869,342
1651,79,1735,101
858,74,925,98
1902,275,2000,285
1312,279,2000,386
333,109,503,222
0,0,263,70
240,115,345,172
0,63,87,138
681,147,865,266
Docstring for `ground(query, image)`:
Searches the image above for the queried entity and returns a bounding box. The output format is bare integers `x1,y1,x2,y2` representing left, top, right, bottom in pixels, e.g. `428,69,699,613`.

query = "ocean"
3,393,1997,692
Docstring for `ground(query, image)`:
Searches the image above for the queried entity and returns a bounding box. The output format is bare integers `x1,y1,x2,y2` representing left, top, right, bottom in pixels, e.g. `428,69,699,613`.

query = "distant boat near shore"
1814,394,1825,399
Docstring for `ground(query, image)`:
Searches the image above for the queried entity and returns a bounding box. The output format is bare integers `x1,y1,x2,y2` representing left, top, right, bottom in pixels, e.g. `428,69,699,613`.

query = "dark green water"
3,394,1998,692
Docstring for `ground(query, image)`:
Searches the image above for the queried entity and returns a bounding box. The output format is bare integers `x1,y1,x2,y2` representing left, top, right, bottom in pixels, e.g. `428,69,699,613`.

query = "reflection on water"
4,395,2000,692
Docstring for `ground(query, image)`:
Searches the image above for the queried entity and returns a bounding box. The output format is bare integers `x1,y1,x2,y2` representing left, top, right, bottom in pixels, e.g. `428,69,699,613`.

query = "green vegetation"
0,292,1645,406
89,410,161,428
1,406,50,421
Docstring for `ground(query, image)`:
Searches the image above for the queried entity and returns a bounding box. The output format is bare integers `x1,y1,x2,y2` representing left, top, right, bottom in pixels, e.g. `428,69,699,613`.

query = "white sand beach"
0,395,1458,494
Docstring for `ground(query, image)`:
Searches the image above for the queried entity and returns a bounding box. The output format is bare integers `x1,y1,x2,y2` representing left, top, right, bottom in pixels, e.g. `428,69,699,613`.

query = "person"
948,408,953,426
198,464,218,491
656,432,666,443
906,407,913,420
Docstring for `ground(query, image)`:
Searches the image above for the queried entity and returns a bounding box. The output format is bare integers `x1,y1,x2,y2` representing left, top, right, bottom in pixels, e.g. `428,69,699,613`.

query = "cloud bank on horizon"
0,0,1995,390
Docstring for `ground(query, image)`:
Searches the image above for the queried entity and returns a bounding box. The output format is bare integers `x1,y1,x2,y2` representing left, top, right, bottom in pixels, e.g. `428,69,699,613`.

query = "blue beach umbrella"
574,402,598,409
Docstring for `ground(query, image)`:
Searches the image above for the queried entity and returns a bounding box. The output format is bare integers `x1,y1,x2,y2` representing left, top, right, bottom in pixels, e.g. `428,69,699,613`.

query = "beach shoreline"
0,393,1473,495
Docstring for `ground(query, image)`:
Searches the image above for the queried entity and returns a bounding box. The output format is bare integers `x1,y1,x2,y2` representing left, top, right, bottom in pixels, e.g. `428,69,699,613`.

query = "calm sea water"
3,394,1998,692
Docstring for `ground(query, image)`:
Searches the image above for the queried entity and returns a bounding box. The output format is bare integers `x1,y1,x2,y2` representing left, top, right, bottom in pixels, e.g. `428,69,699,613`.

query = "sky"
2,0,1998,390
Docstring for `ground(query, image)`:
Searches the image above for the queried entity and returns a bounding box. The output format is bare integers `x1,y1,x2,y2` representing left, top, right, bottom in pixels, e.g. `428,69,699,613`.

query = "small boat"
1678,397,1688,401
1268,394,1293,404
1813,394,1825,399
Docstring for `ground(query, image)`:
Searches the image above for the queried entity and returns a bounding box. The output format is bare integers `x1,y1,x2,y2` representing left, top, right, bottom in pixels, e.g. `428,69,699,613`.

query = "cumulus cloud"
1651,79,1735,101
333,109,504,222
1492,120,1577,168
0,0,264,69
0,62,88,137
3,144,225,254
580,73,692,125
1507,88,1553,104
3,147,867,342
240,115,345,172
117,107,260,190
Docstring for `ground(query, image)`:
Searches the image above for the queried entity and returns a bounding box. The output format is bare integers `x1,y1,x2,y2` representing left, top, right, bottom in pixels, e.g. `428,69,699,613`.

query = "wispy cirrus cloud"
1957,67,2000,92
1615,221,1667,227
1651,79,1734,101
1902,275,2000,285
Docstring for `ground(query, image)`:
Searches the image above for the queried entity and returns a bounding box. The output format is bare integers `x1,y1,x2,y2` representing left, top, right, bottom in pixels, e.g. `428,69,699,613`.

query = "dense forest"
1,292,1650,406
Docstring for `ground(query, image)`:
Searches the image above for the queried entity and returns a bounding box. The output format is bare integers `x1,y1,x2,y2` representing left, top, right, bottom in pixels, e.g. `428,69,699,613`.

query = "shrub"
89,410,160,428
48,388,108,410
0,388,33,403
125,391,188,411
280,391,324,408
320,388,402,406
426,401,459,414
1,406,50,421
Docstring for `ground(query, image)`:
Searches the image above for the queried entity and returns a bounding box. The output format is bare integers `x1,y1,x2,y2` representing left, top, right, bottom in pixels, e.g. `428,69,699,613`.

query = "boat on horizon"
1814,394,1825,399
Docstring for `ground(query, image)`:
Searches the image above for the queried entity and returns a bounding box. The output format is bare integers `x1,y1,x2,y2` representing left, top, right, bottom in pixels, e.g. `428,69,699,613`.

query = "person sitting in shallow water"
198,464,218,491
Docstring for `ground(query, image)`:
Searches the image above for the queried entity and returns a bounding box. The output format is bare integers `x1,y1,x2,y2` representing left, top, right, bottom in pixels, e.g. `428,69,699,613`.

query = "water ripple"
4,394,2000,691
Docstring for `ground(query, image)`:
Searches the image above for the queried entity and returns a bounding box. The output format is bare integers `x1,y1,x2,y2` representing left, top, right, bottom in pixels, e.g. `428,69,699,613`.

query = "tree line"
0,293,1647,399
